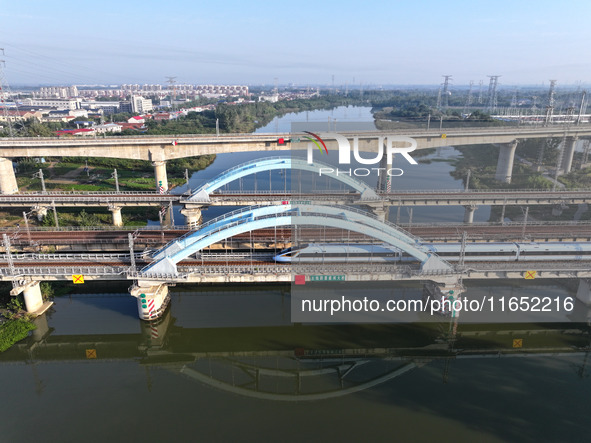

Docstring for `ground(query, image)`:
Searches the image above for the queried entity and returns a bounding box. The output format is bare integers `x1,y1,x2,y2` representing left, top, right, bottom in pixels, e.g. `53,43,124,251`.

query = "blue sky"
1,0,590,86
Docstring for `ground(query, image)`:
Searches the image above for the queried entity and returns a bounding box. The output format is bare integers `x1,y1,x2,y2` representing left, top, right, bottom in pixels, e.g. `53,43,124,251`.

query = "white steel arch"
188,157,380,202
143,204,451,276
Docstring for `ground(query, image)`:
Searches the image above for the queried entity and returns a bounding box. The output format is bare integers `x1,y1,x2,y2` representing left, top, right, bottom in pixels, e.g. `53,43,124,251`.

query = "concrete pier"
576,279,591,305
464,205,477,224
139,309,172,349
109,204,123,227
32,205,48,221
376,148,393,193
180,207,202,228
130,281,171,321
494,140,519,183
0,157,18,195
153,161,168,193
560,136,578,174
10,281,53,316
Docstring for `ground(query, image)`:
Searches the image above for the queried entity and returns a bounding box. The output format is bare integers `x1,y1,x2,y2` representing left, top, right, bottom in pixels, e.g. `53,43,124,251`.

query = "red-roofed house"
55,128,96,137
0,109,42,122
127,116,145,124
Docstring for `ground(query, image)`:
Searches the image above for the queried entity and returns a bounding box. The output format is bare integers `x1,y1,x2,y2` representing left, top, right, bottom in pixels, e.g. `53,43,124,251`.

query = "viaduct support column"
180,206,203,228
130,281,171,321
363,203,389,222
32,205,48,222
108,205,123,227
10,281,53,315
0,157,18,195
560,136,578,174
376,147,393,193
153,161,168,193
463,205,477,224
494,140,518,183
576,279,591,305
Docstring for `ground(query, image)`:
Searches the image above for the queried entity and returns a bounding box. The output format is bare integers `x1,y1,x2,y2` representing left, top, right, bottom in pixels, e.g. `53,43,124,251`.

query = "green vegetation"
0,286,36,352
450,144,554,190
556,167,591,189
0,319,36,352
16,154,216,196
142,95,371,134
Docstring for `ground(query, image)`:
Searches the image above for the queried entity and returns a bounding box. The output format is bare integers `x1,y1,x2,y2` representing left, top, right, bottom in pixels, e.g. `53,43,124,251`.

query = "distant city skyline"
1,0,590,87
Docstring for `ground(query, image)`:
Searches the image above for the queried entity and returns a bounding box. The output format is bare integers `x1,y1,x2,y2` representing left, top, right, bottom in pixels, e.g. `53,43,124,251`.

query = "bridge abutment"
153,161,168,193
494,140,518,183
130,281,171,321
0,157,18,195
560,136,578,174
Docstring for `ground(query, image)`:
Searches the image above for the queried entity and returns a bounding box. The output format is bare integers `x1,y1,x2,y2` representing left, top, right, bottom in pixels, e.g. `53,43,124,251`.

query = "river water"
2,107,590,442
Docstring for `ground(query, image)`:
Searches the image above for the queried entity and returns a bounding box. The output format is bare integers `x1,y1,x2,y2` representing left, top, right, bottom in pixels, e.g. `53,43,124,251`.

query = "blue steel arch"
188,157,380,202
143,204,451,276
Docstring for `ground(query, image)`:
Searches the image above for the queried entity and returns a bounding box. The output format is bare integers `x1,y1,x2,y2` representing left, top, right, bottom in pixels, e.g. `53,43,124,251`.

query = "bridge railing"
0,266,130,277
1,122,591,144
2,191,165,196
0,224,191,233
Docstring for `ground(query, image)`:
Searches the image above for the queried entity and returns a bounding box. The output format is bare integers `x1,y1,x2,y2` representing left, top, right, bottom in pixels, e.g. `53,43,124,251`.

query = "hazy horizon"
2,0,590,87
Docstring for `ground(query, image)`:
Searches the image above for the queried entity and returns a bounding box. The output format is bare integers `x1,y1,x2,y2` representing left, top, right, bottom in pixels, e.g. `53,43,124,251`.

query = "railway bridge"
4,203,591,321
2,124,591,195
2,156,591,226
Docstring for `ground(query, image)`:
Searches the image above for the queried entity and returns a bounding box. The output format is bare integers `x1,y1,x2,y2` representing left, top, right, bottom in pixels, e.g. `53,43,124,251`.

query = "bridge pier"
464,205,477,224
108,204,123,227
576,279,591,305
0,157,18,195
180,207,202,228
130,281,171,321
31,313,51,342
560,136,578,174
494,140,518,183
423,280,465,318
153,161,168,193
376,149,392,193
32,205,48,221
139,309,172,349
364,203,389,222
10,281,53,316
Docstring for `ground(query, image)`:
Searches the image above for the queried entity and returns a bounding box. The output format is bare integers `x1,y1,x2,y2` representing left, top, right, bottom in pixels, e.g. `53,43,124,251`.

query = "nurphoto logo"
299,132,419,177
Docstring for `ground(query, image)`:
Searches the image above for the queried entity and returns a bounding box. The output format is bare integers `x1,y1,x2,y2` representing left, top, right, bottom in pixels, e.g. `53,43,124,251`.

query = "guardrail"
1,123,590,144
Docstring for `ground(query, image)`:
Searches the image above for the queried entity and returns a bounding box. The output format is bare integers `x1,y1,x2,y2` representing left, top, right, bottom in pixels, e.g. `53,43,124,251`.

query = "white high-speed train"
273,242,591,263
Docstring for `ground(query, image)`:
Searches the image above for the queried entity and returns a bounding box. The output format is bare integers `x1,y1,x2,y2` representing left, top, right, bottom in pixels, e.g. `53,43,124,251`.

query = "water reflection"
3,289,591,441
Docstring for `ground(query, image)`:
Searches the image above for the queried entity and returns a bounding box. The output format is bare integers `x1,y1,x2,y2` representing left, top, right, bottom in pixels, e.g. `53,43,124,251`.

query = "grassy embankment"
1,155,216,227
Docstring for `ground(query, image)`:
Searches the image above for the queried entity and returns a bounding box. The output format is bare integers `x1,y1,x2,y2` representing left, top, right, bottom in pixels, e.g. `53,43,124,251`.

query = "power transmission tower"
0,48,15,136
545,79,557,126
487,75,501,112
577,90,587,124
463,80,474,113
477,80,484,104
166,76,177,110
510,89,518,108
442,75,452,108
